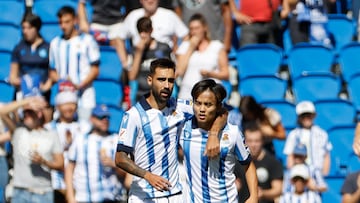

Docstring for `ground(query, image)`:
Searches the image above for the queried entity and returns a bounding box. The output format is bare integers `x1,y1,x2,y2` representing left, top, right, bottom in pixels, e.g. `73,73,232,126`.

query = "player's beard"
153,88,171,106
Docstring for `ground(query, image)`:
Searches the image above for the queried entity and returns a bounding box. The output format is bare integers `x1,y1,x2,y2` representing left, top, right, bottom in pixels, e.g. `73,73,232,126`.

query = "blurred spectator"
173,0,233,51
341,171,360,203
44,91,90,203
279,164,322,203
229,0,288,47
9,14,51,102
119,0,188,51
48,6,100,121
78,0,128,68
0,104,10,203
243,122,283,203
65,104,127,203
124,0,174,12
282,144,327,195
285,0,332,46
176,13,229,100
283,101,332,175
0,96,64,203
229,95,286,154
128,17,172,102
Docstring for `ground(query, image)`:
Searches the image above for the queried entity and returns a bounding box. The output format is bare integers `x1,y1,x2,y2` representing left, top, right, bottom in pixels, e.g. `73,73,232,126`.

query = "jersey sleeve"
233,127,251,164
116,110,141,154
87,36,100,65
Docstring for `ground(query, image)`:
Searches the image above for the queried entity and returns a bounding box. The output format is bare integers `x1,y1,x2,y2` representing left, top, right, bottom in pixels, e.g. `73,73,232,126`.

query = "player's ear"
147,75,152,86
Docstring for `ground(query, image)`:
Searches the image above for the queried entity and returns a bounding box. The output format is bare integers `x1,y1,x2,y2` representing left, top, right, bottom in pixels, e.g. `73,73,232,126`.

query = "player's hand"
204,134,220,159
30,151,45,165
144,172,171,192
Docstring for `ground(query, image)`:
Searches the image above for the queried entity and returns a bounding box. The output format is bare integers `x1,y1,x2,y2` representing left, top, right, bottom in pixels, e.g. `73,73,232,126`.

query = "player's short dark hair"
57,6,76,18
191,79,227,106
22,14,42,32
149,58,176,75
137,16,152,33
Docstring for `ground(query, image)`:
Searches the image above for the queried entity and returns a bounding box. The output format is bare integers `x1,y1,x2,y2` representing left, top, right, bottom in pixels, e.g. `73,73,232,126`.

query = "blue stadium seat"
239,75,287,103
236,44,283,79
49,82,59,106
93,79,123,107
328,125,356,176
107,105,124,134
33,1,77,23
322,176,344,203
98,46,122,81
0,81,15,103
0,24,20,51
261,100,297,131
346,152,360,173
40,23,61,42
348,74,360,112
292,74,341,103
287,43,335,79
327,14,356,53
314,99,356,131
0,50,11,81
0,1,24,26
338,42,360,82
273,139,286,167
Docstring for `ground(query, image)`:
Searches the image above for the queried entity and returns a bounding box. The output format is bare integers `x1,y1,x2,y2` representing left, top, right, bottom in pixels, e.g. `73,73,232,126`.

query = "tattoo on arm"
116,152,147,178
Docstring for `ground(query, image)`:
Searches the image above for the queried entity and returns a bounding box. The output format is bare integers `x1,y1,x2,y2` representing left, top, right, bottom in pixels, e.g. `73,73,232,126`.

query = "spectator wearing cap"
65,104,127,203
45,91,91,203
0,96,64,203
279,164,322,203
283,101,332,176
283,144,327,195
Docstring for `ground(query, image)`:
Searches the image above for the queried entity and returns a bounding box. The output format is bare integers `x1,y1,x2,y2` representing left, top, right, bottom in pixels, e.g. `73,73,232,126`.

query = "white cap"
290,164,310,180
296,101,315,115
55,91,78,106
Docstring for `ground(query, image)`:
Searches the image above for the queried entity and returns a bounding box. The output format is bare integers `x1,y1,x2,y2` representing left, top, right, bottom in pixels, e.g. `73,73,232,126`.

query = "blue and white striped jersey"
49,33,100,109
116,97,193,199
180,121,251,203
283,125,332,171
45,120,91,190
68,132,126,202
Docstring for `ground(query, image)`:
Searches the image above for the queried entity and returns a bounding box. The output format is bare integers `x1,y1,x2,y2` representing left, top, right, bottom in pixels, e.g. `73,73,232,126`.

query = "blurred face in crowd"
22,21,38,43
23,107,45,129
193,90,218,129
141,0,159,15
58,13,76,39
292,176,307,194
91,115,109,135
147,67,175,105
293,154,307,165
189,19,207,41
244,129,263,158
57,102,77,122
298,113,315,129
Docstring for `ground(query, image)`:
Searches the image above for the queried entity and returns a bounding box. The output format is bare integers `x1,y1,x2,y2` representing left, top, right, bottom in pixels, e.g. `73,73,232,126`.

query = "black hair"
149,58,176,75
191,79,227,106
57,6,76,18
22,14,42,33
239,95,267,122
137,16,152,33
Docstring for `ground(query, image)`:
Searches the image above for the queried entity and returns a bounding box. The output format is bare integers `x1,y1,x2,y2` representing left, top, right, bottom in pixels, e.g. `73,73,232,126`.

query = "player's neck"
146,96,167,110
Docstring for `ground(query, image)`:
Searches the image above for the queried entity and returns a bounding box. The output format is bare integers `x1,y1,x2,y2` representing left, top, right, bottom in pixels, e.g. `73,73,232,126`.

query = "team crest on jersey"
39,48,47,58
222,134,229,141
184,130,191,138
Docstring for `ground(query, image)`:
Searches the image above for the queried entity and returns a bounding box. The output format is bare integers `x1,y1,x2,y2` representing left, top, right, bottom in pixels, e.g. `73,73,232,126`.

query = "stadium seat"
273,139,286,167
236,43,283,79
261,100,297,131
40,23,61,42
287,43,335,79
338,42,360,82
98,46,122,81
0,50,11,81
0,25,20,51
0,1,24,26
314,99,356,131
348,74,360,112
93,79,123,107
0,81,15,103
239,75,287,103
33,1,77,23
107,105,124,134
322,176,344,203
347,152,360,173
328,125,356,176
327,14,356,53
292,74,341,103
